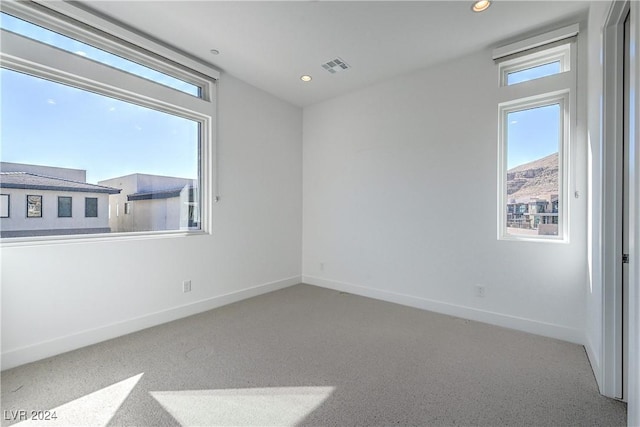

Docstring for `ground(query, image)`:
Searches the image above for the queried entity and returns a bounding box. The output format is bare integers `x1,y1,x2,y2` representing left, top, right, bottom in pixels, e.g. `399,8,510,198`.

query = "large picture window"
0,1,217,240
495,27,576,242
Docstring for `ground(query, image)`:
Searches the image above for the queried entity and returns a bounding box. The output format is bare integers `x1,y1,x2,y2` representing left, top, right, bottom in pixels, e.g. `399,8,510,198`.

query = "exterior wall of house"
0,188,111,237
99,174,195,232
125,198,183,232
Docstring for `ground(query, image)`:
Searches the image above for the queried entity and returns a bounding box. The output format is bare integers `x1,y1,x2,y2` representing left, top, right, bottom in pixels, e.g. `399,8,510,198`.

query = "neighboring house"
98,174,198,233
506,194,559,235
0,163,121,238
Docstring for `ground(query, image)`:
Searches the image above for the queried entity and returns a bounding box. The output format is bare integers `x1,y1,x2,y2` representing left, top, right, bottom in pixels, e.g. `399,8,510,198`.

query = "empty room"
0,0,638,426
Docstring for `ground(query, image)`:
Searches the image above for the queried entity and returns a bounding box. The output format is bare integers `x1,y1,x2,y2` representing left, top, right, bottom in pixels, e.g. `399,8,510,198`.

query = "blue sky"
1,69,199,184
0,13,199,184
507,103,560,169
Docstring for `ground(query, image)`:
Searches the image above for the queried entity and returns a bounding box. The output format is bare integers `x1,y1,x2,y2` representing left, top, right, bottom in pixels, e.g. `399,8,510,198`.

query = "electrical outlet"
183,280,192,293
475,285,485,298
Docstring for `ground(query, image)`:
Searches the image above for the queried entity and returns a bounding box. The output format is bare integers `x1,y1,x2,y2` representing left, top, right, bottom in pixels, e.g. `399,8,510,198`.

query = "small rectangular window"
0,194,9,218
27,195,42,218
124,202,131,214
85,197,98,217
58,196,72,217
499,43,570,86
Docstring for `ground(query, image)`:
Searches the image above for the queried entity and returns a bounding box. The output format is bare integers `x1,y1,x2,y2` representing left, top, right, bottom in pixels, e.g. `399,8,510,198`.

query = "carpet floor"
0,284,627,426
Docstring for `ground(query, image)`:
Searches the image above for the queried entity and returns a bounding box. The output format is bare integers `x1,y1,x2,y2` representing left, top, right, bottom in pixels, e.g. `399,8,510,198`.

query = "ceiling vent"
322,57,350,74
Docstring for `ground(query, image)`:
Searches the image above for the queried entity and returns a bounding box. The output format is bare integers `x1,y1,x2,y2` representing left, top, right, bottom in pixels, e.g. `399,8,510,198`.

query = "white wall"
302,41,589,344
0,73,303,370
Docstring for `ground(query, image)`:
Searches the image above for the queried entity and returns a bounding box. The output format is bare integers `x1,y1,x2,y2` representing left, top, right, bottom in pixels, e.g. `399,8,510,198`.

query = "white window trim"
1,194,10,218
0,1,217,246
492,23,579,60
496,29,577,243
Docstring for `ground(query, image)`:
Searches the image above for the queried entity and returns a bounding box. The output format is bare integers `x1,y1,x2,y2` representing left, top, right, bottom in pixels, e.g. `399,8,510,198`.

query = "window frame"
495,30,577,243
84,197,98,218
0,0,218,245
498,91,570,241
57,196,72,218
26,195,42,218
1,194,10,218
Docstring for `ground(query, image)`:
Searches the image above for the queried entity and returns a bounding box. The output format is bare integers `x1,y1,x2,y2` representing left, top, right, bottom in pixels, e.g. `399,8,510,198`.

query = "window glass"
505,103,561,237
0,12,200,96
85,197,98,217
27,195,42,218
507,61,561,85
58,196,72,217
1,68,200,236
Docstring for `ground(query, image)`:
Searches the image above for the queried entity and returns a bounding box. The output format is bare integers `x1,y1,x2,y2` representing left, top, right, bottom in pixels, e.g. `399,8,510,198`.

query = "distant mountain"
507,152,558,201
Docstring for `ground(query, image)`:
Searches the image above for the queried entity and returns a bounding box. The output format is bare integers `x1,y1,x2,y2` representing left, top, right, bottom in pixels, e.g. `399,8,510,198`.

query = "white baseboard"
584,335,603,392
303,275,585,345
1,276,301,371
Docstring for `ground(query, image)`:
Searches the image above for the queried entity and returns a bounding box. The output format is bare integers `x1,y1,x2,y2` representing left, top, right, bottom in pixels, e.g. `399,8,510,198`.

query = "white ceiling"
85,1,591,107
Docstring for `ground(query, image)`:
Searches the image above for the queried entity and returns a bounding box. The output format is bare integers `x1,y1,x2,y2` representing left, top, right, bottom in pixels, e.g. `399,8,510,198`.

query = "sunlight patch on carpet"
13,373,143,426
150,386,335,426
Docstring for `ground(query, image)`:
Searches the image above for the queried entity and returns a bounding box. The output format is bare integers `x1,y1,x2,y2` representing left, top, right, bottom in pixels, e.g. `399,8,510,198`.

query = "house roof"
127,186,195,201
0,172,121,194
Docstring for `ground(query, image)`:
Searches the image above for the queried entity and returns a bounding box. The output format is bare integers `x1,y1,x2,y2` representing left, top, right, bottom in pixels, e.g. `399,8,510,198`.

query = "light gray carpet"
1,284,626,426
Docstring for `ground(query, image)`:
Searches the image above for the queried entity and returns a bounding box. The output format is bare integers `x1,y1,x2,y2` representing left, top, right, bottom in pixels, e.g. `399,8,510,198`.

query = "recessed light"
210,49,220,55
472,0,491,12
300,75,312,82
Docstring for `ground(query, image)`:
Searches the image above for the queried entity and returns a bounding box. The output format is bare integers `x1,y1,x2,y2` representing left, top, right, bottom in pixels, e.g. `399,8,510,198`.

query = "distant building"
98,173,198,233
507,194,558,235
0,162,121,238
